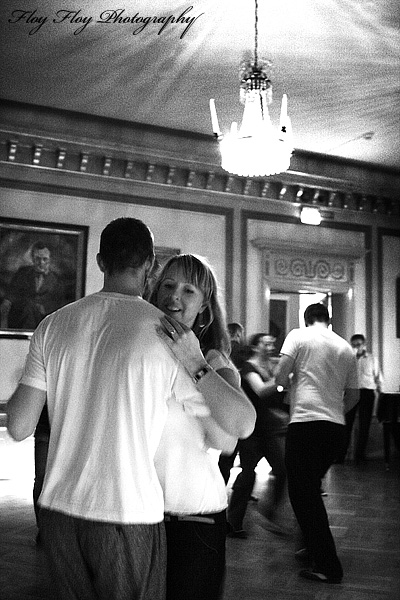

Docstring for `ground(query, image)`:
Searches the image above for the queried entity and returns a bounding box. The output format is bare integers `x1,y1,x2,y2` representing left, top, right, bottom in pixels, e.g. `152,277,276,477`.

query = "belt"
164,510,226,525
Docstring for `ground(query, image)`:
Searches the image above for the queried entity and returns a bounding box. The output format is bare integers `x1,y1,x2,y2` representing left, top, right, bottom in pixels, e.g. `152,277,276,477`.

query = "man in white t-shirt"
342,333,382,463
275,303,359,584
6,217,199,600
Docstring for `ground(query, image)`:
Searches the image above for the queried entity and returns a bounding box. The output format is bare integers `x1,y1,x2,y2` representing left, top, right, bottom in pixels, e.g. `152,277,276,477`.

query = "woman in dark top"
227,333,289,538
33,404,50,544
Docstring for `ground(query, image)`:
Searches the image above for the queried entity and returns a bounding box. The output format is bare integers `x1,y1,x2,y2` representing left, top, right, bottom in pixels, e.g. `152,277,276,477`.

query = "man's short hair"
304,303,330,326
350,333,365,344
99,218,154,275
227,322,244,337
31,241,50,256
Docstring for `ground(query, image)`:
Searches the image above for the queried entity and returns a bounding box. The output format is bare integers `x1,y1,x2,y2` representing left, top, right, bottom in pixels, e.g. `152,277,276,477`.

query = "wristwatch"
193,364,213,384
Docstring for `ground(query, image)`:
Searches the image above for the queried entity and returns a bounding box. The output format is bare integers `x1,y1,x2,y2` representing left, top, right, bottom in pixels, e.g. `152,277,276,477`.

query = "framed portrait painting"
0,218,88,337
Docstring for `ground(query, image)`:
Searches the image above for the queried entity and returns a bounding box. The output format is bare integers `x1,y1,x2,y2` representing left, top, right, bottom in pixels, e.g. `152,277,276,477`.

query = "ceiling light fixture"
300,206,322,225
209,0,293,178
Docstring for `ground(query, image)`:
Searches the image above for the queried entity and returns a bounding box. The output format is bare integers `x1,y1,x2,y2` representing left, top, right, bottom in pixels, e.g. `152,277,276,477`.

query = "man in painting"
0,241,64,329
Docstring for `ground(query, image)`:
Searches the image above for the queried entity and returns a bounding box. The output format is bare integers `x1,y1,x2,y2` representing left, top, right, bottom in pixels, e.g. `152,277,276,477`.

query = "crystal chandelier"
209,0,293,178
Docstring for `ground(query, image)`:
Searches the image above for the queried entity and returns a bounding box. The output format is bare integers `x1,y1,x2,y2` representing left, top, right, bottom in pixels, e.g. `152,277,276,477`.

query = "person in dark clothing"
227,333,289,538
33,404,50,544
227,322,246,370
218,322,246,484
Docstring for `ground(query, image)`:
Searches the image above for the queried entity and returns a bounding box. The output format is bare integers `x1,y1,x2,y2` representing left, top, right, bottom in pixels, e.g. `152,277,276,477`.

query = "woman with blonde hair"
150,253,255,600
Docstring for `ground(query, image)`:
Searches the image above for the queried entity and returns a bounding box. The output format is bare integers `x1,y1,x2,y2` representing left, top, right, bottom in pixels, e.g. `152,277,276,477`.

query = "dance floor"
1,431,399,600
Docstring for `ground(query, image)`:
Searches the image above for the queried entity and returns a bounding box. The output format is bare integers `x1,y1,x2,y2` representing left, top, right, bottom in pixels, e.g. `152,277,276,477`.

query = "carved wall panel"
252,238,359,293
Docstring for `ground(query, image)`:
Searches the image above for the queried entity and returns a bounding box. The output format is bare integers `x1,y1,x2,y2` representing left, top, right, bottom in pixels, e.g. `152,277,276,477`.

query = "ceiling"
1,0,399,171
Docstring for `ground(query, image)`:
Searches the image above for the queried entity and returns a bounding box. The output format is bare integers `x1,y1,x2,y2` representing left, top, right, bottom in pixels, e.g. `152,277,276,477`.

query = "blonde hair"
150,254,230,355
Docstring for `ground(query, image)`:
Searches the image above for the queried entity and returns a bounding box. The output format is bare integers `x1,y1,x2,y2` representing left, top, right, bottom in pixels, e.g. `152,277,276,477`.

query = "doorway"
269,290,352,349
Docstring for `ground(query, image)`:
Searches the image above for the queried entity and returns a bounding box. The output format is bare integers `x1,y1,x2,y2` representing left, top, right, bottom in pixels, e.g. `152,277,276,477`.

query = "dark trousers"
344,389,375,461
40,508,166,600
285,421,344,580
227,432,287,530
165,512,226,600
218,442,239,484
33,436,49,526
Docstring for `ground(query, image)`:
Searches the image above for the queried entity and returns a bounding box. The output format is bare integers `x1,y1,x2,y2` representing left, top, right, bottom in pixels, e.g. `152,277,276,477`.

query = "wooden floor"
1,434,399,600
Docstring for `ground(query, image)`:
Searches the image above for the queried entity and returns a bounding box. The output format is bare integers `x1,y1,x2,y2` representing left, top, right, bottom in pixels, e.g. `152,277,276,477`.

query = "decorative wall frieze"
270,254,352,283
7,140,18,162
32,144,43,166
56,148,66,169
79,152,89,172
102,157,112,176
0,129,398,217
252,238,361,293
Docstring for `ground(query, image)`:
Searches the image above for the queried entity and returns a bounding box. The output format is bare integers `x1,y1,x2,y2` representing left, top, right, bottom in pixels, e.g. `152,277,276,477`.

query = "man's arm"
7,384,46,441
343,388,359,414
275,354,295,388
373,356,383,393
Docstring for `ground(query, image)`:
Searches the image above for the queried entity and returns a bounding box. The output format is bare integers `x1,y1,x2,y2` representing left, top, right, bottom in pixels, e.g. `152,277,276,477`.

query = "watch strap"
192,364,213,384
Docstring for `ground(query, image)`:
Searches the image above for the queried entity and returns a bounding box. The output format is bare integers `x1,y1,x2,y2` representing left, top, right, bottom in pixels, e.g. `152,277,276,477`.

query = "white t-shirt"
280,326,358,425
21,292,202,524
155,349,239,515
356,352,382,390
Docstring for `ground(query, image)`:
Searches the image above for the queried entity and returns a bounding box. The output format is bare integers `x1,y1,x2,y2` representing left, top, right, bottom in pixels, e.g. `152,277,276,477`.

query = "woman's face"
256,335,276,359
157,264,207,329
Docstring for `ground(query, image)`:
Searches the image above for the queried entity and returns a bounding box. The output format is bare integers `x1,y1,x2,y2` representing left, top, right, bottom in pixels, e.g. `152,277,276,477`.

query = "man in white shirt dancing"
275,303,359,584
7,217,201,600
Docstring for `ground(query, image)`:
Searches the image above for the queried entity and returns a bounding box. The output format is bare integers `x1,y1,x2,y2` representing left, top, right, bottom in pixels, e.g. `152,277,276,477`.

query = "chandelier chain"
254,0,258,67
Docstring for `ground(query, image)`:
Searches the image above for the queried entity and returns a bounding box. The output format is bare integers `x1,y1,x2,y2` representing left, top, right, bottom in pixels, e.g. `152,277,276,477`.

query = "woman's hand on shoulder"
156,314,206,375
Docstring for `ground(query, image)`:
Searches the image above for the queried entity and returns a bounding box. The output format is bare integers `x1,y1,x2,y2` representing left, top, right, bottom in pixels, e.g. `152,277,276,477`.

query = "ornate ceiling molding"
0,100,399,217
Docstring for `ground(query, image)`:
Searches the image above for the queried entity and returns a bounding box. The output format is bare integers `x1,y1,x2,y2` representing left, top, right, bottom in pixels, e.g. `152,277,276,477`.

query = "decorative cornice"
0,100,399,218
251,237,363,259
1,131,398,218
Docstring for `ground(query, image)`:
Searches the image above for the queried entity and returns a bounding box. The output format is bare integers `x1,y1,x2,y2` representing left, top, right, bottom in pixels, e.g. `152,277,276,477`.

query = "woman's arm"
244,370,278,400
200,366,249,452
157,316,256,440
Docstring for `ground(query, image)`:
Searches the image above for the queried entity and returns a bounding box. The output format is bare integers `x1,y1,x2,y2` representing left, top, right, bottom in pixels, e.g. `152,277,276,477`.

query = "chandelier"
209,0,293,178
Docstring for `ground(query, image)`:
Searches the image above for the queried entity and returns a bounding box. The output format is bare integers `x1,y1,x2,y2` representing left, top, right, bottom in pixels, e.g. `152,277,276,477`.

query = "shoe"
227,528,248,539
299,569,342,584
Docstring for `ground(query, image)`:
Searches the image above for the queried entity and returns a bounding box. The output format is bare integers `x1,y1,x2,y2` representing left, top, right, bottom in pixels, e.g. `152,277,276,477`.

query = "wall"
0,188,227,401
381,232,400,392
1,101,400,457
0,188,227,296
0,337,30,402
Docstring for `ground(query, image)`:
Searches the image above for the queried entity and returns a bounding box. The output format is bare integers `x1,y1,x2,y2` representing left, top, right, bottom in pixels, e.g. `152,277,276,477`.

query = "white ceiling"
1,0,399,171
